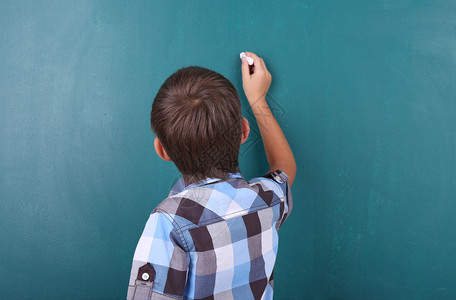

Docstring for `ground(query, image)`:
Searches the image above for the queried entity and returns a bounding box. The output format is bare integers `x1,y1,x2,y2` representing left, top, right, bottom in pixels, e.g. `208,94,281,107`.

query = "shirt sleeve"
127,212,189,300
262,169,293,226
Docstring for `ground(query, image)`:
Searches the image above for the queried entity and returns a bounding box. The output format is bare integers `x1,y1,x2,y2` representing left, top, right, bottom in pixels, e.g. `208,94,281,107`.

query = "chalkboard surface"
1,1,455,299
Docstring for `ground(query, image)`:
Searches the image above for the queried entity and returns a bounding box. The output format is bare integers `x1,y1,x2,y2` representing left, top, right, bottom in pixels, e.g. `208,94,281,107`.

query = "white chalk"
240,52,254,65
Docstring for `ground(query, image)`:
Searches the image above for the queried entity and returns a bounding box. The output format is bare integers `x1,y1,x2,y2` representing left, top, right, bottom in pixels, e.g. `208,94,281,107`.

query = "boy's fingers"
241,58,251,81
245,52,268,73
244,51,261,65
258,57,269,73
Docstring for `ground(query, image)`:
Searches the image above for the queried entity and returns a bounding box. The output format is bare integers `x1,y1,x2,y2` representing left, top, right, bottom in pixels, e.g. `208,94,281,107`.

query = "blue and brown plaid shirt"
127,168,293,300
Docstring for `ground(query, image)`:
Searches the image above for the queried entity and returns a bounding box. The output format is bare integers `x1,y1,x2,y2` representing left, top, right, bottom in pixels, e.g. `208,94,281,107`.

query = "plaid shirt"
127,168,293,300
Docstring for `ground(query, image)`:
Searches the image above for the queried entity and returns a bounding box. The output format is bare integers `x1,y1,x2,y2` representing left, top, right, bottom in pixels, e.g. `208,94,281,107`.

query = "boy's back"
127,168,292,299
127,52,296,299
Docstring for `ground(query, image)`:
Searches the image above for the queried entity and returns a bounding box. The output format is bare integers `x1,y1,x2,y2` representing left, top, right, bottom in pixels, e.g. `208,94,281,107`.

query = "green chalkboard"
1,1,455,299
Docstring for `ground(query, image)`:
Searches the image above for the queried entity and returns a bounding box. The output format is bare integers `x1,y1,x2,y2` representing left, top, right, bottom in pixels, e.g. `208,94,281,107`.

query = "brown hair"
151,66,242,185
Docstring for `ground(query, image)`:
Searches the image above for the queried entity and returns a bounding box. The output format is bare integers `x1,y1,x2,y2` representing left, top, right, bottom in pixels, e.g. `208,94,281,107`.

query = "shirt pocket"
129,263,156,300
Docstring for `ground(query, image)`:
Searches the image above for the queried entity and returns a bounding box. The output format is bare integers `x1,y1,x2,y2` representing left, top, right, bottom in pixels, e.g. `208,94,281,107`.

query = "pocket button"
142,273,150,281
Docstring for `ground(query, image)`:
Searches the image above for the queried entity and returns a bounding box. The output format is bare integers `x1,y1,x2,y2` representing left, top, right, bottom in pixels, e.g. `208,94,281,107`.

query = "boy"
127,52,296,300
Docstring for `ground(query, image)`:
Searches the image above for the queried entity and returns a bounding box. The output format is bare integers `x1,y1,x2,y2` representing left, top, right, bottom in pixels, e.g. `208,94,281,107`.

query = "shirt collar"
168,167,244,197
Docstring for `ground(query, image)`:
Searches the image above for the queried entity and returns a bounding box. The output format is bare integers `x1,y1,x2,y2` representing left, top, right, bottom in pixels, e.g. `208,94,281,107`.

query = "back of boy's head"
151,66,242,185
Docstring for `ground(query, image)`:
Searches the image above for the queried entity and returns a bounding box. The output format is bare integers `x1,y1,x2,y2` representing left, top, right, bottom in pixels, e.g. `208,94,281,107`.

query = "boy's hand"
241,52,272,102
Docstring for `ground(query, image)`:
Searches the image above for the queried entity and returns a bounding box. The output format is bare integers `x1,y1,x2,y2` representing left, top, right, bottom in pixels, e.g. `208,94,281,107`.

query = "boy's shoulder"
152,169,292,230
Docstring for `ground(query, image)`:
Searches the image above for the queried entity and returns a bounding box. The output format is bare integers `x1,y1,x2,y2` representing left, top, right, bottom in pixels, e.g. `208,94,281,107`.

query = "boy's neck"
182,167,241,187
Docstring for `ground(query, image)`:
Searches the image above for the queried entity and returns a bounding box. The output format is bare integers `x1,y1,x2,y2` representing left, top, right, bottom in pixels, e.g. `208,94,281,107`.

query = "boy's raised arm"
241,52,296,186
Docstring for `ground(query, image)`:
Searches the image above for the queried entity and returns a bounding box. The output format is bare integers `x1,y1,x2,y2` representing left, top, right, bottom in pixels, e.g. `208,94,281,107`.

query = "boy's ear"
154,137,172,161
241,117,250,144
